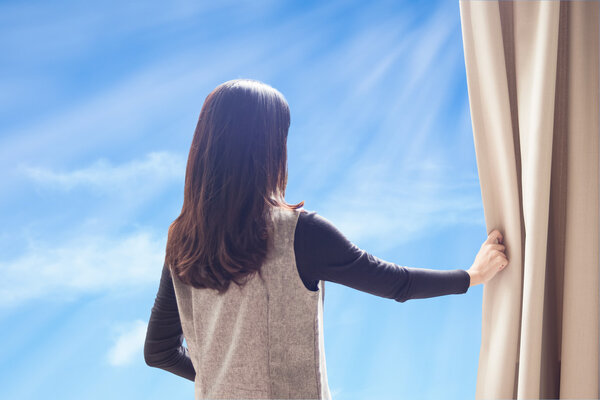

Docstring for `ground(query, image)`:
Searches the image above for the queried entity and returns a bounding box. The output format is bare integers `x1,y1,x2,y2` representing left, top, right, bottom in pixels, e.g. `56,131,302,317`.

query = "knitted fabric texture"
171,206,332,399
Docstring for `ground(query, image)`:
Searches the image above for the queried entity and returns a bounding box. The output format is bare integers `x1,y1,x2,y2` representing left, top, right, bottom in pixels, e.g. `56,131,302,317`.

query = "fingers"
486,229,503,244
490,244,506,252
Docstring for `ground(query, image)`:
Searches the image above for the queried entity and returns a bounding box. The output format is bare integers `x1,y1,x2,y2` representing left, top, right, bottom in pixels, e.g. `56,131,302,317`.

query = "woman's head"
166,78,304,293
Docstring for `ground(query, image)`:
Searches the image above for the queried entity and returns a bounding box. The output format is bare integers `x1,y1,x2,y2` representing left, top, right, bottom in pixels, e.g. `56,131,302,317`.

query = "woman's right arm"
294,210,471,302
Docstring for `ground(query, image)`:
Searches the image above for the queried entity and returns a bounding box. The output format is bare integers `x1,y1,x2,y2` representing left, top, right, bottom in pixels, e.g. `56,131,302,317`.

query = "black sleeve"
294,210,471,302
144,261,196,382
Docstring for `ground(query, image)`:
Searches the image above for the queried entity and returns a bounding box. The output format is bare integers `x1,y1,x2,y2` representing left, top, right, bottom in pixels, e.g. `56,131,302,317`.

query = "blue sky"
0,0,489,398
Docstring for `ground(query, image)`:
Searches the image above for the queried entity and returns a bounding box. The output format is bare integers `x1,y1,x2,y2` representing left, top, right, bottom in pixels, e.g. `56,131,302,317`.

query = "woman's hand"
467,229,508,287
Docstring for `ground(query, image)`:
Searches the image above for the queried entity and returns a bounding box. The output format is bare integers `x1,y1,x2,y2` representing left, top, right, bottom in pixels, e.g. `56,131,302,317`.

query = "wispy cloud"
10,151,186,242
106,319,148,366
318,162,483,253
19,151,184,193
0,228,166,308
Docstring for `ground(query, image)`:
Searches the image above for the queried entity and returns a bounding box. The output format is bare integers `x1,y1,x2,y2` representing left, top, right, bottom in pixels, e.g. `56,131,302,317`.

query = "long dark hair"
165,78,304,293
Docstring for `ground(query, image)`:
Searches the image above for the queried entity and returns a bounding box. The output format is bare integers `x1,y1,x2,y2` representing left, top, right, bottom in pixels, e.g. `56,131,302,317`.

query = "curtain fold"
459,1,599,399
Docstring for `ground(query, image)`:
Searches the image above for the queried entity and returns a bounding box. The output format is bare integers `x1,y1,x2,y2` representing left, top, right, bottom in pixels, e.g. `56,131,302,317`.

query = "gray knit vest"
171,206,332,400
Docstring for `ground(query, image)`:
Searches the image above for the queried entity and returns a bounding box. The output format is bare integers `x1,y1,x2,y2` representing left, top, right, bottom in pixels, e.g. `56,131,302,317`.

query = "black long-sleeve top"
143,210,471,381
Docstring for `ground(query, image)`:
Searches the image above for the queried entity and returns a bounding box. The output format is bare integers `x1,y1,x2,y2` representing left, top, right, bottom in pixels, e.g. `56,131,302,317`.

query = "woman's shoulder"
296,207,331,222
294,208,350,245
271,206,340,236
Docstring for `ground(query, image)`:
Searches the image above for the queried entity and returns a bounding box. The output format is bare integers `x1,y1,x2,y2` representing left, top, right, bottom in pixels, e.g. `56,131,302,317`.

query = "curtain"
459,1,599,399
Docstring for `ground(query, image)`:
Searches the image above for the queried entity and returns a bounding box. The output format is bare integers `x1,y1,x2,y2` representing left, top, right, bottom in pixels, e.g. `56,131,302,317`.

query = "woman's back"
171,206,331,399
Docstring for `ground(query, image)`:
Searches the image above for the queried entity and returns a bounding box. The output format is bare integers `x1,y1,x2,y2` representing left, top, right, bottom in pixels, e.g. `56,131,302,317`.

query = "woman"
143,78,509,399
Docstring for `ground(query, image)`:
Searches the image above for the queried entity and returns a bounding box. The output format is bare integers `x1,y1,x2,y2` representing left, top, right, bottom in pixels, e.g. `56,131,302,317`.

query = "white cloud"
0,153,180,310
0,152,177,308
107,319,149,367
317,162,483,253
19,151,185,193
0,228,166,308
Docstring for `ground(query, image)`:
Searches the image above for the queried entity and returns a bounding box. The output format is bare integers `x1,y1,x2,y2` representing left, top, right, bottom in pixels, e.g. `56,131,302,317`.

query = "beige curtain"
459,1,599,399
